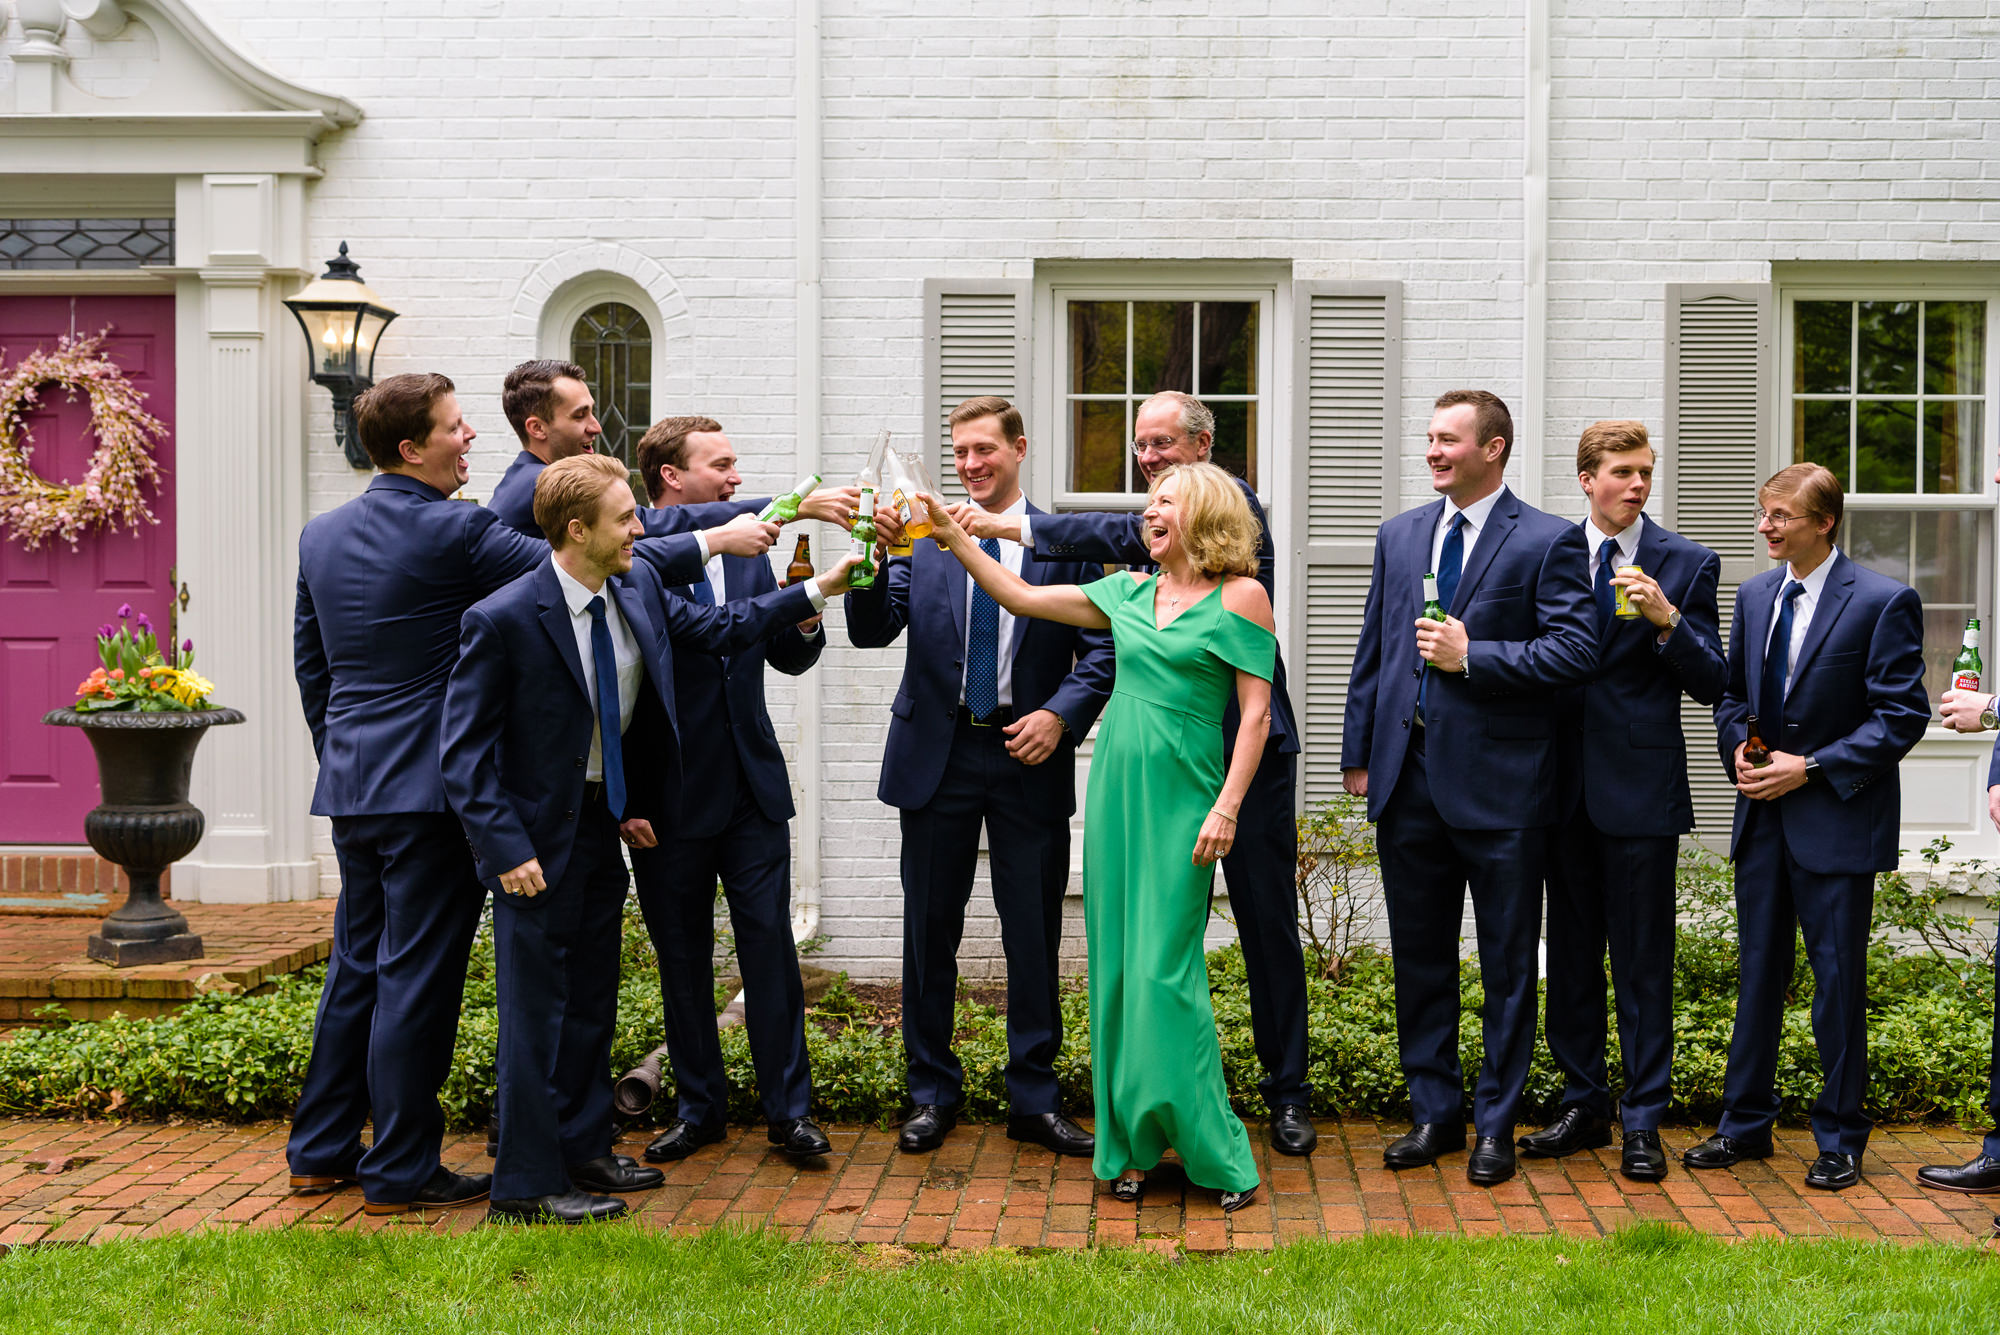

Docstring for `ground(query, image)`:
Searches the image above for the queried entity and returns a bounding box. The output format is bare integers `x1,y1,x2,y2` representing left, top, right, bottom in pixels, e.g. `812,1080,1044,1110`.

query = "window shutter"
1291,281,1402,808
923,280,1031,503
1663,283,1772,845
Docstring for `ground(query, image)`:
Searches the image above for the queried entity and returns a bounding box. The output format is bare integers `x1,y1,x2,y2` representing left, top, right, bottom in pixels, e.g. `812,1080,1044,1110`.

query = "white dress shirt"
552,557,643,781
1767,546,1840,696
1583,512,1644,582
1432,486,1506,577
963,493,1029,710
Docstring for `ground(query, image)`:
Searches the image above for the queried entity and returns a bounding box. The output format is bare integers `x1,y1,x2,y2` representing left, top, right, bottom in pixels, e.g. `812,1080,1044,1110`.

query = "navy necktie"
965,538,1002,722
1419,512,1467,724
689,575,715,606
1760,580,1805,739
1594,537,1620,631
586,595,627,820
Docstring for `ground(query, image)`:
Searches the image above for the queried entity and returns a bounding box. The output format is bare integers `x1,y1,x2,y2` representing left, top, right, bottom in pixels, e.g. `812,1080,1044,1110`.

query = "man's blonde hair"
533,452,631,547
1760,461,1844,543
1575,420,1654,477
1151,462,1259,578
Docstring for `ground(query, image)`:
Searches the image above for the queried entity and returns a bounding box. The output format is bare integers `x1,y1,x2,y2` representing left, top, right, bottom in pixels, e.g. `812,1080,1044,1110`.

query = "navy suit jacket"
667,551,823,836
1342,487,1599,830
297,473,557,817
1556,517,1728,837
487,448,768,541
1029,475,1299,758
439,557,819,894
1714,551,1929,873
845,503,1115,815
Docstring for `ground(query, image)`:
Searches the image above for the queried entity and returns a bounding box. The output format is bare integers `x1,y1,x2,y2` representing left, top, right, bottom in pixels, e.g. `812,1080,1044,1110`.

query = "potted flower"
42,605,243,966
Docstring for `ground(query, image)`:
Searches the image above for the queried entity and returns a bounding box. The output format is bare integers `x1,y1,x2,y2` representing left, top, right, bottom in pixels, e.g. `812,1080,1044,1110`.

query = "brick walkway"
1,1118,1992,1251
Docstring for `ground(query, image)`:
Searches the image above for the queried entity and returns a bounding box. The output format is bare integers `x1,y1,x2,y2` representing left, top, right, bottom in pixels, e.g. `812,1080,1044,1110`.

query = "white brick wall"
191,0,2000,974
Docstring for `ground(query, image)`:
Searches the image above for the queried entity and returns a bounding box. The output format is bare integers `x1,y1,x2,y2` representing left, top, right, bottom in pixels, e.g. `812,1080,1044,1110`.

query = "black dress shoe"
899,1105,958,1153
1681,1132,1774,1170
1006,1112,1095,1157
769,1117,832,1158
1917,1153,2000,1194
1220,1185,1258,1213
486,1189,627,1225
1621,1128,1668,1183
1383,1122,1467,1169
364,1166,493,1216
1517,1107,1613,1158
567,1154,664,1193
1466,1137,1517,1186
1270,1105,1318,1156
643,1118,725,1163
1804,1151,1861,1192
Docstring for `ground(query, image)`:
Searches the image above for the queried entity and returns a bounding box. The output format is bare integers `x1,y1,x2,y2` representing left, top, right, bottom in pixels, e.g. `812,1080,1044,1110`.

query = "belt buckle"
969,711,993,727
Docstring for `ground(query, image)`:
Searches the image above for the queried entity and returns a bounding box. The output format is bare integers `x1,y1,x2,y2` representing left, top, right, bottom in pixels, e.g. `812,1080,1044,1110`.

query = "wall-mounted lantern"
283,243,397,470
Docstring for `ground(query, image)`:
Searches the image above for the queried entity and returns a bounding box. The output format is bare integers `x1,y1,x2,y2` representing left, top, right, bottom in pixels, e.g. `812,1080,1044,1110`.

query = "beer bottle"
1742,715,1773,768
785,535,814,587
847,431,884,588
1422,573,1447,623
757,472,823,524
1953,617,1983,692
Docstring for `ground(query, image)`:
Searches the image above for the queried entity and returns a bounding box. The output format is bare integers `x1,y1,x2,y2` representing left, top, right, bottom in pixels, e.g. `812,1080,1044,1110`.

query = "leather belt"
581,779,608,805
962,706,1015,729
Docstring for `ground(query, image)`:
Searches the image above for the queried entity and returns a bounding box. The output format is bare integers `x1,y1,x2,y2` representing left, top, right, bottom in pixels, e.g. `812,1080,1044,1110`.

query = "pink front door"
0,295,177,843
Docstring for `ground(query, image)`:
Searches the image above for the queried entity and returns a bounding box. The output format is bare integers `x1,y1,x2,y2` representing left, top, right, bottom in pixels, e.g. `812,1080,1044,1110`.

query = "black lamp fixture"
283,242,398,470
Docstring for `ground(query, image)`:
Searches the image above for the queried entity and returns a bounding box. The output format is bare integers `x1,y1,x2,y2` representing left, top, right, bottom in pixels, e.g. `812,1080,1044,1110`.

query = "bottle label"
1956,671,1982,692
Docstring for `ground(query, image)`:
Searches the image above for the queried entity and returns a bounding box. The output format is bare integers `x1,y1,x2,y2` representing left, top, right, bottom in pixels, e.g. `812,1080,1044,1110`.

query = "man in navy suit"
627,416,832,1164
954,389,1318,1157
486,358,857,550
1516,421,1726,1182
441,454,858,1224
848,396,1114,1157
1685,463,1928,1192
289,374,712,1215
1342,389,1598,1186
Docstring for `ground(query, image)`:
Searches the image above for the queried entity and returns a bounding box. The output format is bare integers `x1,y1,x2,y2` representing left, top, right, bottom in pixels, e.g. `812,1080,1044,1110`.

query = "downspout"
1521,0,1549,509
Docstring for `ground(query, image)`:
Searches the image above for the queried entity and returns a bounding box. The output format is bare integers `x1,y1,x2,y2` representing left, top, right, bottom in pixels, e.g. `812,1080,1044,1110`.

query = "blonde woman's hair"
1150,461,1259,578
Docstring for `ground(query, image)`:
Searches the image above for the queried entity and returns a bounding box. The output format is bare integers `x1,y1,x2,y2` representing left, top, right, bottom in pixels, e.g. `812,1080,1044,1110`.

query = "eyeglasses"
1130,435,1184,459
1753,510,1816,530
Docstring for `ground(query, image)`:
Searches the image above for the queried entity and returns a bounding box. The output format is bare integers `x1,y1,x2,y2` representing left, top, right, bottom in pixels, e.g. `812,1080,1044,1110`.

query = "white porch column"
171,173,317,903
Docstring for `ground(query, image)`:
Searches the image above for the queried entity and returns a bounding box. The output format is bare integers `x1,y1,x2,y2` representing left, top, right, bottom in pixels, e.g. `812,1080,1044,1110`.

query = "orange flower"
138,666,154,678
108,668,124,681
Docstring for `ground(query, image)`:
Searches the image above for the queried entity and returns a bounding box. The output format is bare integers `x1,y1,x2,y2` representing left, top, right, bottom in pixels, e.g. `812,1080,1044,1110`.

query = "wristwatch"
1665,609,1682,631
1982,697,1999,731
1803,755,1821,780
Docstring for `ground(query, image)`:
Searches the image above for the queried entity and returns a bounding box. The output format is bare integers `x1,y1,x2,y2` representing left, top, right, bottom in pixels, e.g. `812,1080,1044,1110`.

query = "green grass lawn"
1,1224,1996,1334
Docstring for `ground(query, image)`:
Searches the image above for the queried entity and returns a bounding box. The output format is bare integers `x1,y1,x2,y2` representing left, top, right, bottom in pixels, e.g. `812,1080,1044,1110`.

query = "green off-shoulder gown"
1079,573,1273,1192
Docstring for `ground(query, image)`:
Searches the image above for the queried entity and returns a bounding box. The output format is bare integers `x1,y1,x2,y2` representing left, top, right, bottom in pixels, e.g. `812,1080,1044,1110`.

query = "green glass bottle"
1953,617,1983,692
757,472,822,524
1422,573,1446,623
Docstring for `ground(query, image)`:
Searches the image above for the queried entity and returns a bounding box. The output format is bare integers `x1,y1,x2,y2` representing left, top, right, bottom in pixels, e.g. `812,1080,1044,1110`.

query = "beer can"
1613,564,1644,619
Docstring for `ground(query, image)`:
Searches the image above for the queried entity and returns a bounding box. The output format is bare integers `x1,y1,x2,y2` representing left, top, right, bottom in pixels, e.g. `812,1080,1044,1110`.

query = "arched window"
569,301,652,472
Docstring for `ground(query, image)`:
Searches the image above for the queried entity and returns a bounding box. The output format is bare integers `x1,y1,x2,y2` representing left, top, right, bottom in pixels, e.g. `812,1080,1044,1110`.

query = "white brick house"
4,1,1997,977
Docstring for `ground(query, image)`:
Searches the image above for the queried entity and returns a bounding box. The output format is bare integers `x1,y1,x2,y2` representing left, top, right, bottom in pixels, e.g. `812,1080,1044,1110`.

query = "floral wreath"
0,332,165,550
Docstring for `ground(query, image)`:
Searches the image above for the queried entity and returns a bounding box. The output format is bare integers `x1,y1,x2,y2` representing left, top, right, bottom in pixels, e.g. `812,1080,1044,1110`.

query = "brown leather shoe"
362,1167,492,1216
288,1170,358,1195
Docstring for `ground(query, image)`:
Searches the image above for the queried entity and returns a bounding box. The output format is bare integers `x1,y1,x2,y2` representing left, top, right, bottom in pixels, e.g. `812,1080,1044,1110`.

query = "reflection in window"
1065,299,1260,493
1792,299,1985,494
569,302,652,475
1846,508,1990,703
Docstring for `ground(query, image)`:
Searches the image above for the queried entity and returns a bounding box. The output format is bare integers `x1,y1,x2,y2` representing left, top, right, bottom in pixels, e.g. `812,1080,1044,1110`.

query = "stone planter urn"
41,706,245,966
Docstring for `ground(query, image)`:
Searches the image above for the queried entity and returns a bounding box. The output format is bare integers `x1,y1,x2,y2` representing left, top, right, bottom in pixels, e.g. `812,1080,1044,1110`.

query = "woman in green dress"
923,462,1275,1212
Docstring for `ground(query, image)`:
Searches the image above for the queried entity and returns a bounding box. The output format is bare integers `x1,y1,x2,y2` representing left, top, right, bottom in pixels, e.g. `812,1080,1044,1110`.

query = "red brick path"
0,1118,1991,1251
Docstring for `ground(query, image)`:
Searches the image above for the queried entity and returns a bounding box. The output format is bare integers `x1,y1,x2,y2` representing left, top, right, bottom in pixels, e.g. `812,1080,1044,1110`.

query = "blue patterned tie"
1418,513,1466,724
1760,581,1805,739
586,595,627,820
965,538,1001,722
1594,537,1619,631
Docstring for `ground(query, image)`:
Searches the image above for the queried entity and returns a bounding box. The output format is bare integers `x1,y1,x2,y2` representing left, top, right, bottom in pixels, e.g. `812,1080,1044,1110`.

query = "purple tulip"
135,612,152,632
117,603,131,620
98,624,116,639
182,639,193,654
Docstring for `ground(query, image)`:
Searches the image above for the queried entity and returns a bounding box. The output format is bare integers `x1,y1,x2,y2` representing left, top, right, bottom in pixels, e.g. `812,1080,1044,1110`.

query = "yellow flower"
168,671,214,707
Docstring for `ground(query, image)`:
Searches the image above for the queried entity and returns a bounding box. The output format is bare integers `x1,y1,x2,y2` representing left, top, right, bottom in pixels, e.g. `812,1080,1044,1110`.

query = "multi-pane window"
569,301,652,475
1063,297,1262,496
1788,295,1996,703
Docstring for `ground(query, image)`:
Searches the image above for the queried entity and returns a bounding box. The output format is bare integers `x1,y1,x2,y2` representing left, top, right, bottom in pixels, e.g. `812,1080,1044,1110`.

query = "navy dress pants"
1542,814,1679,1132
1717,802,1875,1156
632,778,811,1128
899,715,1069,1115
287,812,486,1202
1376,739,1545,1139
1215,749,1313,1110
490,801,628,1201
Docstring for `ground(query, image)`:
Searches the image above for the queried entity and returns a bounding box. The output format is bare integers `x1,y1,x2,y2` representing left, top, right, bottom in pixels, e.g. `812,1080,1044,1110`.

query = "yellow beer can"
1614,564,1644,619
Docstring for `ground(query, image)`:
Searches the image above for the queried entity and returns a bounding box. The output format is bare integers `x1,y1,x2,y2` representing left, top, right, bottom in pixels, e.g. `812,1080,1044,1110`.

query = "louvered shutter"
1291,282,1403,808
1663,284,1772,846
923,281,1030,503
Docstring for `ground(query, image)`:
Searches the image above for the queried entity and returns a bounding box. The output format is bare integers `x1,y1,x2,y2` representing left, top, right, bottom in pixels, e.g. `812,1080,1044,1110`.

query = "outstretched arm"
924,496,1109,630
